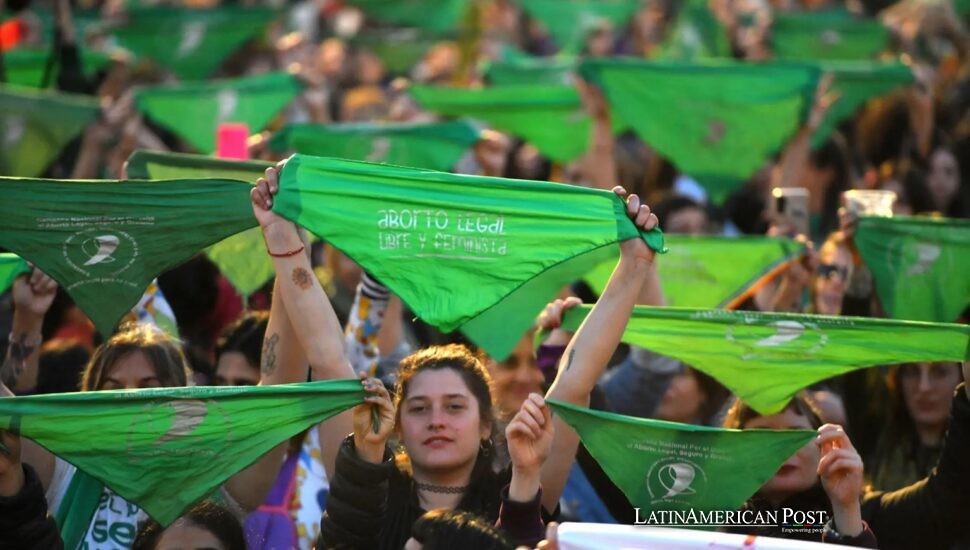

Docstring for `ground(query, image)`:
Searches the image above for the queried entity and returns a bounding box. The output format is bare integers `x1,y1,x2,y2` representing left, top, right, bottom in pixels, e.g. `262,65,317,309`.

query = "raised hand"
507,393,555,501
353,373,396,464
613,186,659,264
816,424,864,537
250,161,293,231
535,297,582,347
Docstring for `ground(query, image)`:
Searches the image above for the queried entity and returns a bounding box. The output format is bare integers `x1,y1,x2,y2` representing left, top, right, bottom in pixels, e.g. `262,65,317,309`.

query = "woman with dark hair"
405,509,512,550
132,501,245,550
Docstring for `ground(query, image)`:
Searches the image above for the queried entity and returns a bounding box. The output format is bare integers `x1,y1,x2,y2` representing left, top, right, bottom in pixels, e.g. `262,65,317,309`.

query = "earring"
480,439,492,457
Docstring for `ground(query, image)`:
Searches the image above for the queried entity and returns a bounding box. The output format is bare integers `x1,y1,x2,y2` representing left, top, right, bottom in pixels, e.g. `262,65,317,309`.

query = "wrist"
353,435,386,464
830,502,863,537
11,310,44,332
263,222,301,249
509,466,541,502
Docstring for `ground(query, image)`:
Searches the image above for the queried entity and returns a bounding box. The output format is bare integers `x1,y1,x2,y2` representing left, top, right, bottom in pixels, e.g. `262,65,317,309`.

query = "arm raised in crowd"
540,187,659,512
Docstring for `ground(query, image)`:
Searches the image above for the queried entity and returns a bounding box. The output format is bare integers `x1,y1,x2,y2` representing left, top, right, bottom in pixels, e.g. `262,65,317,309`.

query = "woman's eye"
409,406,426,414
448,403,465,411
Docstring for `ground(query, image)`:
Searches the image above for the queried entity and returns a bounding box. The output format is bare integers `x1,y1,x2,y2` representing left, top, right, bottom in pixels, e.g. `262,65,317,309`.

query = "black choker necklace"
415,482,469,495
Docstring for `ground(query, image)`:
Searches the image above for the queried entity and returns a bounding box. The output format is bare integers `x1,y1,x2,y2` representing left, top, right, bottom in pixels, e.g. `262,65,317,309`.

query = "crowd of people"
1,0,968,549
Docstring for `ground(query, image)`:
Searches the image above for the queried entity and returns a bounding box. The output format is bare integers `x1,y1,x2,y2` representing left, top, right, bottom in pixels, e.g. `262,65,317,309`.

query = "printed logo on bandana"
703,119,727,147
366,137,391,162
126,399,234,464
178,22,207,58
646,457,708,505
63,228,139,286
726,318,828,360
216,89,239,122
3,115,25,146
905,242,941,276
820,29,842,46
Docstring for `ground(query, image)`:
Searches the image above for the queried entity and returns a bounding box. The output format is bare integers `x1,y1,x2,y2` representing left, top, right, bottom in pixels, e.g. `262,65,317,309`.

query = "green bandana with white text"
579,59,819,202
655,0,731,61
268,120,481,172
0,380,363,525
558,306,969,414
583,236,804,308
124,151,275,298
855,215,970,323
771,11,890,61
109,6,278,80
273,154,666,360
0,176,255,335
548,400,815,519
135,72,303,154
410,84,590,162
0,86,100,177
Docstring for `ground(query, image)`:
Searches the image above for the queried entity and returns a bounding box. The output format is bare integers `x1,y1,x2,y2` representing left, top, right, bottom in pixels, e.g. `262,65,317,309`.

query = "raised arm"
539,188,659,511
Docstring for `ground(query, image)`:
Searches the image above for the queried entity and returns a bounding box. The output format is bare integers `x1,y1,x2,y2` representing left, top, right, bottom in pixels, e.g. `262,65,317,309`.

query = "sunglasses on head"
817,263,850,282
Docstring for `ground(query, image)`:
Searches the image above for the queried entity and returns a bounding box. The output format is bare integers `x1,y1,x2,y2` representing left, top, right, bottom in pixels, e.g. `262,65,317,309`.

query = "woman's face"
214,351,259,387
100,351,164,391
654,368,706,424
880,178,912,216
927,149,959,211
899,362,961,434
814,243,852,315
153,519,224,550
666,206,708,235
745,408,819,502
399,368,490,473
487,335,545,418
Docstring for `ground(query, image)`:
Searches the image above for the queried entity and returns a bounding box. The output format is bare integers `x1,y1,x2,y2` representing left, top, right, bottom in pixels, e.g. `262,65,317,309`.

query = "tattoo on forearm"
292,267,313,290
564,349,576,372
1,335,37,389
261,333,280,375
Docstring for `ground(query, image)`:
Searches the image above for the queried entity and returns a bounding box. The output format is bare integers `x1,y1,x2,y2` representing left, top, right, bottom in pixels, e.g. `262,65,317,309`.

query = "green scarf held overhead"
0,253,30,294
579,59,819,202
135,72,303,154
485,56,577,86
410,84,590,162
0,380,364,525
125,150,275,298
273,154,666,360
3,49,113,89
772,10,890,61
583,236,804,308
654,0,731,61
0,176,256,336
0,86,100,177
548,400,815,518
352,28,448,74
810,61,914,147
109,6,278,80
558,306,969,415
519,0,641,53
855,216,970,323
349,0,470,35
268,120,481,172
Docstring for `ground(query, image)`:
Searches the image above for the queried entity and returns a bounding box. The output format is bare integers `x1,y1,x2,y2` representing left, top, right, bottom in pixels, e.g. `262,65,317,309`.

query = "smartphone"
770,187,810,237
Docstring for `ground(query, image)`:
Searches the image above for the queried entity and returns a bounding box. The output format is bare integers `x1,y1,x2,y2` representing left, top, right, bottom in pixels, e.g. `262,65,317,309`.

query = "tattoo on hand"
292,267,313,290
1,335,37,389
261,333,280,375
565,349,576,372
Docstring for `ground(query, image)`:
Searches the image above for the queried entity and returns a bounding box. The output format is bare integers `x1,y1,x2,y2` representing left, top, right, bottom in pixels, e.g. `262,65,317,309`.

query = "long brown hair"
81,323,191,391
722,392,824,430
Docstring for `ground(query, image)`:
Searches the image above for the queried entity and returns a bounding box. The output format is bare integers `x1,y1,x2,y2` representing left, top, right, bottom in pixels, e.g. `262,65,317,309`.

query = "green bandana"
268,120,481,172
810,61,914,147
772,11,890,61
0,86,100,177
352,28,448,73
0,253,30,294
0,380,364,525
273,154,665,360
410,84,590,162
125,151,275,298
518,0,641,53
485,56,576,86
348,0,470,35
135,72,303,154
584,236,805,308
3,49,113,89
579,59,819,202
855,215,970,322
655,0,731,61
558,306,970,415
0,176,255,336
109,6,278,80
548,400,815,518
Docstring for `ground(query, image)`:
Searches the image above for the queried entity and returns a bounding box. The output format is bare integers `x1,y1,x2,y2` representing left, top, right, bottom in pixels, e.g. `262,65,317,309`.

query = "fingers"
508,394,548,440
28,269,57,294
816,424,854,453
818,448,863,478
612,185,627,199
618,190,658,231
562,296,581,310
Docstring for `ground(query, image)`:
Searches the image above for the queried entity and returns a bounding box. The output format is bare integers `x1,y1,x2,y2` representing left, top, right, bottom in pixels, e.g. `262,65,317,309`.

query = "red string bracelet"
268,244,305,258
